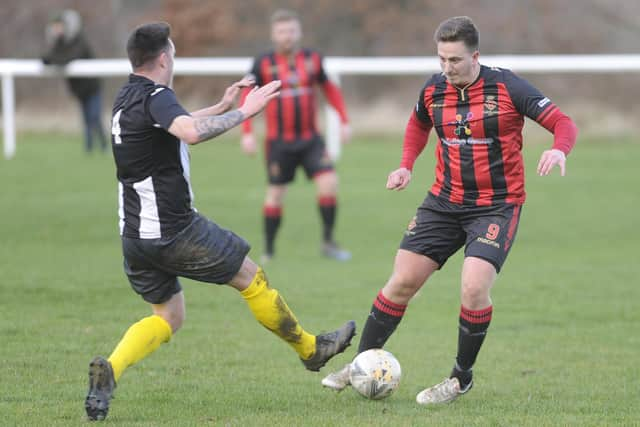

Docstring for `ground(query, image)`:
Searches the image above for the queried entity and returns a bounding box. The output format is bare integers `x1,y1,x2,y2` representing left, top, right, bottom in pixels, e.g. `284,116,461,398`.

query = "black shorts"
266,136,334,184
121,213,251,304
399,193,523,273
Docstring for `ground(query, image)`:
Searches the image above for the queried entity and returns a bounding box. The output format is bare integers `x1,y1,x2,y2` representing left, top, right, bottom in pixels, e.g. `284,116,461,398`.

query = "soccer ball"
349,349,402,400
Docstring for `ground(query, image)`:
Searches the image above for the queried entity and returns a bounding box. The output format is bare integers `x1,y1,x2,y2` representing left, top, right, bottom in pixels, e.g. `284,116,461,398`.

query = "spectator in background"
43,9,108,153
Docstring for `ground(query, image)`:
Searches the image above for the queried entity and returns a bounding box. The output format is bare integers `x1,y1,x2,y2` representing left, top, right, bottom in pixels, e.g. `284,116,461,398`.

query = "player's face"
437,41,479,87
271,19,302,54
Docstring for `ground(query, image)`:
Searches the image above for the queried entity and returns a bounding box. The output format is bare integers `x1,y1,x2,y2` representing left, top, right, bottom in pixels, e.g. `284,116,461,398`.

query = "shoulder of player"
422,72,447,90
149,84,171,95
300,47,322,58
250,51,275,67
479,64,522,84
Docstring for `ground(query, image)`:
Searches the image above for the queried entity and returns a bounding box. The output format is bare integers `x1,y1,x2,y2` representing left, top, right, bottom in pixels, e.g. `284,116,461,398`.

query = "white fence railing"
2,55,640,159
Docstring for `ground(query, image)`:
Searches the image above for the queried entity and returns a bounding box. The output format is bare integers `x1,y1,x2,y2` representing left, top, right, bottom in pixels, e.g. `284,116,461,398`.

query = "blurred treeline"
2,0,639,134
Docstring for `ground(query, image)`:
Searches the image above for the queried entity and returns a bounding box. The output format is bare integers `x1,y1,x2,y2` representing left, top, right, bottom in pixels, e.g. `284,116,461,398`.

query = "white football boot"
321,363,352,391
416,377,473,405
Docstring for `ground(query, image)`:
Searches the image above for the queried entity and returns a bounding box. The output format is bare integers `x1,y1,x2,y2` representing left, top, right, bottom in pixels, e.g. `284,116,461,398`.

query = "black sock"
357,291,407,353
452,305,493,387
318,196,336,243
263,205,282,255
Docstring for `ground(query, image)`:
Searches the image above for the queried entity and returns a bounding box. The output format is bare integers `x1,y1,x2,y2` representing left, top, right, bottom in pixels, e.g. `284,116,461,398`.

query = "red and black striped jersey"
402,64,576,206
242,48,348,143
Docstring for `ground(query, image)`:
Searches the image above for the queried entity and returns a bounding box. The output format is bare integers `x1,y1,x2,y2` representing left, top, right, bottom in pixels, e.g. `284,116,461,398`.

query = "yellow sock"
107,314,172,382
241,268,316,359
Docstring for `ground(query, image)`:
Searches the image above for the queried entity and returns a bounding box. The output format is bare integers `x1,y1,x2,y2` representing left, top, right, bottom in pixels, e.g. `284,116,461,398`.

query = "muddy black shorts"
399,193,523,273
266,136,334,184
121,213,251,304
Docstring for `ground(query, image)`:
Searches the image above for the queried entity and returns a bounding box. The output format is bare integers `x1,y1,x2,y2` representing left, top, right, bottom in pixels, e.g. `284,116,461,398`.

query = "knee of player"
460,281,491,306
317,172,338,192
386,271,424,295
265,187,287,205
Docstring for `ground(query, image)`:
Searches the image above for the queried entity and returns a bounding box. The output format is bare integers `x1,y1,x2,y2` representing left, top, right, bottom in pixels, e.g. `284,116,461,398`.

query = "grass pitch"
1,131,638,426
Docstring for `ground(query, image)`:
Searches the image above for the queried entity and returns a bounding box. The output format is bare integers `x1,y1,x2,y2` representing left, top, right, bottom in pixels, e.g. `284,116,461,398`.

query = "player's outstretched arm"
169,81,281,144
190,76,256,117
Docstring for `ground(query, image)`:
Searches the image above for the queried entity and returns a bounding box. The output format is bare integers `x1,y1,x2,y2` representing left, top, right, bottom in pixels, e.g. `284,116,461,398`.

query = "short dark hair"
270,9,299,25
434,16,479,52
126,22,171,69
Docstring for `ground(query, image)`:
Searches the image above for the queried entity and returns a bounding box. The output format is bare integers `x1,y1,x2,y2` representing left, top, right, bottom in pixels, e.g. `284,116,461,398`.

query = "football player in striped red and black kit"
322,16,578,405
240,9,351,262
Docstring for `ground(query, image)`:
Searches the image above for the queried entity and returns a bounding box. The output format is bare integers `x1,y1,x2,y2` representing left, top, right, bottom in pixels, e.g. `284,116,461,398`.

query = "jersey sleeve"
248,56,263,86
503,69,578,155
503,70,555,121
414,84,433,126
315,52,329,83
399,82,435,170
147,86,189,131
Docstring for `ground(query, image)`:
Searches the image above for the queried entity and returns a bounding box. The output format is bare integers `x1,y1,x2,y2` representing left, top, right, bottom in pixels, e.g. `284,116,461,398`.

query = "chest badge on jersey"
484,95,498,115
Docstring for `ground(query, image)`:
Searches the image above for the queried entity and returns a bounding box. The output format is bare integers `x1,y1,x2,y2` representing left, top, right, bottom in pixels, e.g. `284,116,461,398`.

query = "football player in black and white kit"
84,22,355,421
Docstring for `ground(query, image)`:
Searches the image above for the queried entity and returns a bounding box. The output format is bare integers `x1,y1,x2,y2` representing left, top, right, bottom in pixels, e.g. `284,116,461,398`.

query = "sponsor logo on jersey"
448,112,474,138
279,87,313,98
442,137,494,146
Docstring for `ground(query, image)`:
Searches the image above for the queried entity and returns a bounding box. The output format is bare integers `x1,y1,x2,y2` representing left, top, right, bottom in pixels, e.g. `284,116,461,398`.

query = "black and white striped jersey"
111,74,193,239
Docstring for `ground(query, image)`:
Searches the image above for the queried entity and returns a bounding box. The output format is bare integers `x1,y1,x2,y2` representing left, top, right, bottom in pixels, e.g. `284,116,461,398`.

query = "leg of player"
229,256,356,371
263,184,287,262
314,171,351,261
416,256,496,405
85,292,182,420
322,250,438,391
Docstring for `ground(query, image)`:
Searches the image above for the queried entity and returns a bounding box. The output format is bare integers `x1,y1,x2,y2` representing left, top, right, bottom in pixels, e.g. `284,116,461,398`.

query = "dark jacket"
42,33,101,101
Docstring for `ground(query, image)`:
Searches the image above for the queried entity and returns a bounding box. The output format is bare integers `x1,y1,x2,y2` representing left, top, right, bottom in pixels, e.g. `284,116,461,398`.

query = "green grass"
1,131,638,426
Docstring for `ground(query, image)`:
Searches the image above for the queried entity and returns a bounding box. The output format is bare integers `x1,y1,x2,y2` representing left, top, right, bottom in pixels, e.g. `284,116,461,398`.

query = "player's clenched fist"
386,167,412,191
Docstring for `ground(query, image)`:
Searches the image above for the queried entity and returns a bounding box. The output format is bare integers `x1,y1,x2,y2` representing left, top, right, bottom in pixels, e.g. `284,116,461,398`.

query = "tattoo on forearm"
194,110,244,141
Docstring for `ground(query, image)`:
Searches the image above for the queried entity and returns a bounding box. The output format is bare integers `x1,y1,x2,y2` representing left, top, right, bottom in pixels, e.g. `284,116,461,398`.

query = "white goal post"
1,55,640,159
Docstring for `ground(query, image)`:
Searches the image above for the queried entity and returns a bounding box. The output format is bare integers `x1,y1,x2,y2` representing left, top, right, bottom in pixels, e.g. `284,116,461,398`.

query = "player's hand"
341,124,352,144
241,133,257,156
220,76,256,111
386,168,412,191
239,80,281,118
537,149,566,176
